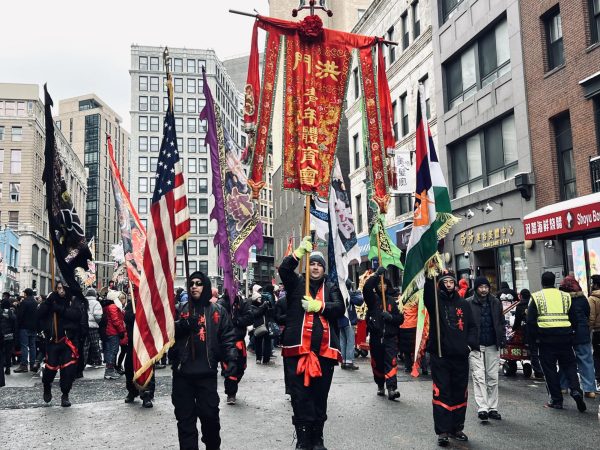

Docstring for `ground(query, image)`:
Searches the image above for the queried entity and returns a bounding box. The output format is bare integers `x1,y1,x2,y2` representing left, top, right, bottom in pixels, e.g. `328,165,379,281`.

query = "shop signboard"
458,224,516,251
523,194,600,240
390,150,414,195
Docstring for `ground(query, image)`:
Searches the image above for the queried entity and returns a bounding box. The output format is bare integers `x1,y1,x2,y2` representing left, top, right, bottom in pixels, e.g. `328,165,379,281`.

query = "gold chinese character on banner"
302,107,317,125
304,88,318,105
476,233,481,243
494,228,500,239
300,148,319,165
301,126,319,145
299,166,319,186
315,60,341,81
293,52,312,73
460,232,467,247
487,230,494,241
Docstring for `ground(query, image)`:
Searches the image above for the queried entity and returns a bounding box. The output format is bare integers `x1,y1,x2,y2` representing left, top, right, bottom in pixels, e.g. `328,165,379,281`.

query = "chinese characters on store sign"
460,225,515,250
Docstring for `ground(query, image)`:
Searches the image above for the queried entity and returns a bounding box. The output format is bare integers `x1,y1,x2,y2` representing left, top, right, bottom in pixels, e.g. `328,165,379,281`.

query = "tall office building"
130,45,242,290
0,83,87,295
55,95,130,287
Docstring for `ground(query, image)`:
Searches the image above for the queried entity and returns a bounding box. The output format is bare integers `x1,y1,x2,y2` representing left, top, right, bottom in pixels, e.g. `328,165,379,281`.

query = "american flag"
133,87,190,387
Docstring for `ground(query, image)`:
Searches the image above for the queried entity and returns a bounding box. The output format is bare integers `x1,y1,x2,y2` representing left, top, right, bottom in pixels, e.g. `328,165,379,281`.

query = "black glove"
223,360,238,378
375,266,386,277
118,332,125,339
381,310,393,322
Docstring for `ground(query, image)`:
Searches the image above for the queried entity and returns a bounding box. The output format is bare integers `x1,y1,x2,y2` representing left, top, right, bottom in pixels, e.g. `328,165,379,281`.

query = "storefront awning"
523,192,600,240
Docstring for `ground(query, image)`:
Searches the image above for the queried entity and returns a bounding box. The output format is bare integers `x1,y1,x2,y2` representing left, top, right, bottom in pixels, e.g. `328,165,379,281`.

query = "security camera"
485,202,493,214
464,251,470,259
466,209,475,219
544,240,555,249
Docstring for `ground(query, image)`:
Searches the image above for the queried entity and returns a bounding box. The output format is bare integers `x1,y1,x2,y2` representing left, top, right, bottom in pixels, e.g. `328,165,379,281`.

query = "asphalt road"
1,353,598,449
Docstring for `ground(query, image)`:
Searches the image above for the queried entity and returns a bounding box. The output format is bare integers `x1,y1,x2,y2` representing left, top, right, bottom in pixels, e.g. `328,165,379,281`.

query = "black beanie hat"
473,276,490,291
541,271,556,288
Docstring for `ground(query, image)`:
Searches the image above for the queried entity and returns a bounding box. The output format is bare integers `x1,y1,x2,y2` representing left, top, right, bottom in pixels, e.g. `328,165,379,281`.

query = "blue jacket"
569,292,591,345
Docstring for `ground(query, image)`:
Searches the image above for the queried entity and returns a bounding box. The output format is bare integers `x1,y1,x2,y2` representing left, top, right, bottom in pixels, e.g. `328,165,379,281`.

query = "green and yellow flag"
368,214,403,269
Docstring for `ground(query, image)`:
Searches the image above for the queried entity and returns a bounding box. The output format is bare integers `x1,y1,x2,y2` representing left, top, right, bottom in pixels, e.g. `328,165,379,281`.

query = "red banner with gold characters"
244,15,390,205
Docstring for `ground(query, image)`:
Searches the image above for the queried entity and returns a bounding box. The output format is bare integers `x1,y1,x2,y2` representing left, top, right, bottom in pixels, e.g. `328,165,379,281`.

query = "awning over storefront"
356,221,408,257
523,192,600,240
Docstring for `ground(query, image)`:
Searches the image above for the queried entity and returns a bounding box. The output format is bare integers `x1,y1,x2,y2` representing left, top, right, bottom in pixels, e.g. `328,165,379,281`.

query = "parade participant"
123,296,155,408
14,288,39,373
364,267,403,399
423,271,477,447
528,272,586,412
467,276,505,422
218,292,254,405
170,271,238,450
251,287,273,365
279,236,345,450
37,281,83,407
339,280,362,371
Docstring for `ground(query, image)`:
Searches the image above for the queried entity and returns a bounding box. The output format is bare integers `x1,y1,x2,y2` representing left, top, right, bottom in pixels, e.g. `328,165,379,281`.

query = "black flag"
43,84,92,292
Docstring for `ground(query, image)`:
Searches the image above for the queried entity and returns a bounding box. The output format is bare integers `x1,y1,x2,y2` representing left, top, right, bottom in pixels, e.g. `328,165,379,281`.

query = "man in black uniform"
37,281,83,407
424,272,477,447
170,271,238,450
279,236,345,450
218,292,255,405
363,267,404,400
123,295,155,408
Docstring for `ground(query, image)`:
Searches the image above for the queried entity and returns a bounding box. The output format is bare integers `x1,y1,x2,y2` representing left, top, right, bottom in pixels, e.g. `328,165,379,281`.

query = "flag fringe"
400,252,443,304
435,213,460,240
133,337,175,390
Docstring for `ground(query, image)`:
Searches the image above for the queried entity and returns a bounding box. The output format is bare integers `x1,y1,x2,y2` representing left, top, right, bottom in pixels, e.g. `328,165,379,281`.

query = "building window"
10,149,21,173
139,157,148,172
553,113,576,200
401,13,409,50
139,96,148,111
150,157,158,172
150,116,159,131
139,136,148,151
445,19,509,109
0,150,3,172
545,8,564,71
139,56,148,70
188,240,197,255
591,0,600,44
199,158,207,173
188,178,197,193
353,68,360,100
176,261,184,277
392,101,399,141
442,0,463,23
150,57,159,71
138,198,148,214
189,198,197,214
11,127,22,142
188,158,197,173
355,194,363,234
199,260,208,274
8,211,18,229
199,178,208,193
177,138,183,151
174,58,183,73
139,178,148,193
199,219,208,234
188,138,197,153
187,118,196,133
139,116,148,131
150,96,159,112
387,26,396,63
353,133,360,170
395,194,413,216
400,93,408,137
175,117,183,133
187,78,196,94
187,98,196,114
150,137,159,152
150,77,159,92
413,1,421,38
421,74,431,118
199,240,208,255
174,78,183,93
9,182,19,202
0,126,4,140
187,59,196,73
139,76,148,91
199,198,208,214
451,114,517,197
174,98,183,113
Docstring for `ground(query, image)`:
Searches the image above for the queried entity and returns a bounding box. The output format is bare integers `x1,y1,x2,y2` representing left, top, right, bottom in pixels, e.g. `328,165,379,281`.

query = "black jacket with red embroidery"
169,273,237,377
363,274,404,337
423,278,478,357
278,255,345,359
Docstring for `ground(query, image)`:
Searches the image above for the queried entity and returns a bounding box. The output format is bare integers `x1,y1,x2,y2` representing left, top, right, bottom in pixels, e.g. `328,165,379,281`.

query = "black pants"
592,332,600,382
538,342,582,404
42,339,78,395
0,347,4,387
255,334,272,363
223,340,247,397
76,334,87,376
284,355,335,426
125,344,155,400
3,340,14,368
370,334,398,389
430,354,469,435
172,374,220,450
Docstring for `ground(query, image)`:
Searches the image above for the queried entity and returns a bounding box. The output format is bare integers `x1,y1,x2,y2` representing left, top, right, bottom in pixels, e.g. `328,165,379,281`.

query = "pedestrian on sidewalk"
14,288,39,373
467,276,505,422
339,279,362,371
251,285,273,365
37,282,83,407
364,268,404,400
513,289,544,378
528,271,587,412
279,238,345,450
588,275,600,390
101,291,126,380
1,298,18,375
557,276,597,399
170,270,238,450
83,288,103,368
423,271,477,447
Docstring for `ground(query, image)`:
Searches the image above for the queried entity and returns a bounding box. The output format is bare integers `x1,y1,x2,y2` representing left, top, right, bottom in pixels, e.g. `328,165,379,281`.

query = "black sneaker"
377,387,385,396
4,367,10,375
142,398,153,408
451,431,468,442
478,411,489,421
61,394,71,407
437,433,449,447
387,389,400,401
227,395,236,405
43,385,52,403
124,393,136,403
347,362,359,370
572,392,587,413
488,410,502,420
545,401,563,409
340,363,348,370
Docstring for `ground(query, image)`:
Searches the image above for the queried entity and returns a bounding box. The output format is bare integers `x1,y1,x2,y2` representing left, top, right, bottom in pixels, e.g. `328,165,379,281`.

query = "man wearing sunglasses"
169,271,237,450
279,236,345,450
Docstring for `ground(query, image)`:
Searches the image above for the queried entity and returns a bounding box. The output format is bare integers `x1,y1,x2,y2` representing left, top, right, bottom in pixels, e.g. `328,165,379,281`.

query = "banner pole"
49,239,58,342
375,225,387,311
434,274,442,358
304,195,311,297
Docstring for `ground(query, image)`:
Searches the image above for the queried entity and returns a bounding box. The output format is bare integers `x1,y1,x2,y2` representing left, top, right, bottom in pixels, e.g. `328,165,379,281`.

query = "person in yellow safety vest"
527,271,587,412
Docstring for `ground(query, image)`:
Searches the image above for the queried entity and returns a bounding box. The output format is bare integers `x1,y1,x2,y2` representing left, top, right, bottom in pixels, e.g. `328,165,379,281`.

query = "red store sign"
523,193,600,240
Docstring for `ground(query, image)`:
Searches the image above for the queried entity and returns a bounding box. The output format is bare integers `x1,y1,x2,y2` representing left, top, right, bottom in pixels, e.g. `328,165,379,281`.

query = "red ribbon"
296,351,322,387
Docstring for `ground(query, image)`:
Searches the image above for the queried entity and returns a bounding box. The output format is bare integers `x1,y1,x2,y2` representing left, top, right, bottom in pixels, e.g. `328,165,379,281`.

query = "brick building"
519,0,600,292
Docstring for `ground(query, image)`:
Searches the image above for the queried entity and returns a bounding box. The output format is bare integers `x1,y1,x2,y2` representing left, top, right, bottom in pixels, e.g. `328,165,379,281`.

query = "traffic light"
32,280,37,289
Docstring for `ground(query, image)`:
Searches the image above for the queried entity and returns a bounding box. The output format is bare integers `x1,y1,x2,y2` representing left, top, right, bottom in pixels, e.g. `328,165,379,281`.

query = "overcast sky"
1,0,269,130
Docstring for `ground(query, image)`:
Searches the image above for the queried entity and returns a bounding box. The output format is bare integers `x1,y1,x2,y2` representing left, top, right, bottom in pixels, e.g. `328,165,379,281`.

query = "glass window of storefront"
565,235,600,297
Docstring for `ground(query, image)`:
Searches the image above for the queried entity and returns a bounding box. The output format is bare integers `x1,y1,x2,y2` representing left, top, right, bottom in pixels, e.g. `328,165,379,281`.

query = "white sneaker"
284,394,291,401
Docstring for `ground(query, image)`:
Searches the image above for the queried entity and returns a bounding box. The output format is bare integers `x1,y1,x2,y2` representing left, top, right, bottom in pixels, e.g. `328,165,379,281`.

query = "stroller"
499,300,532,377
